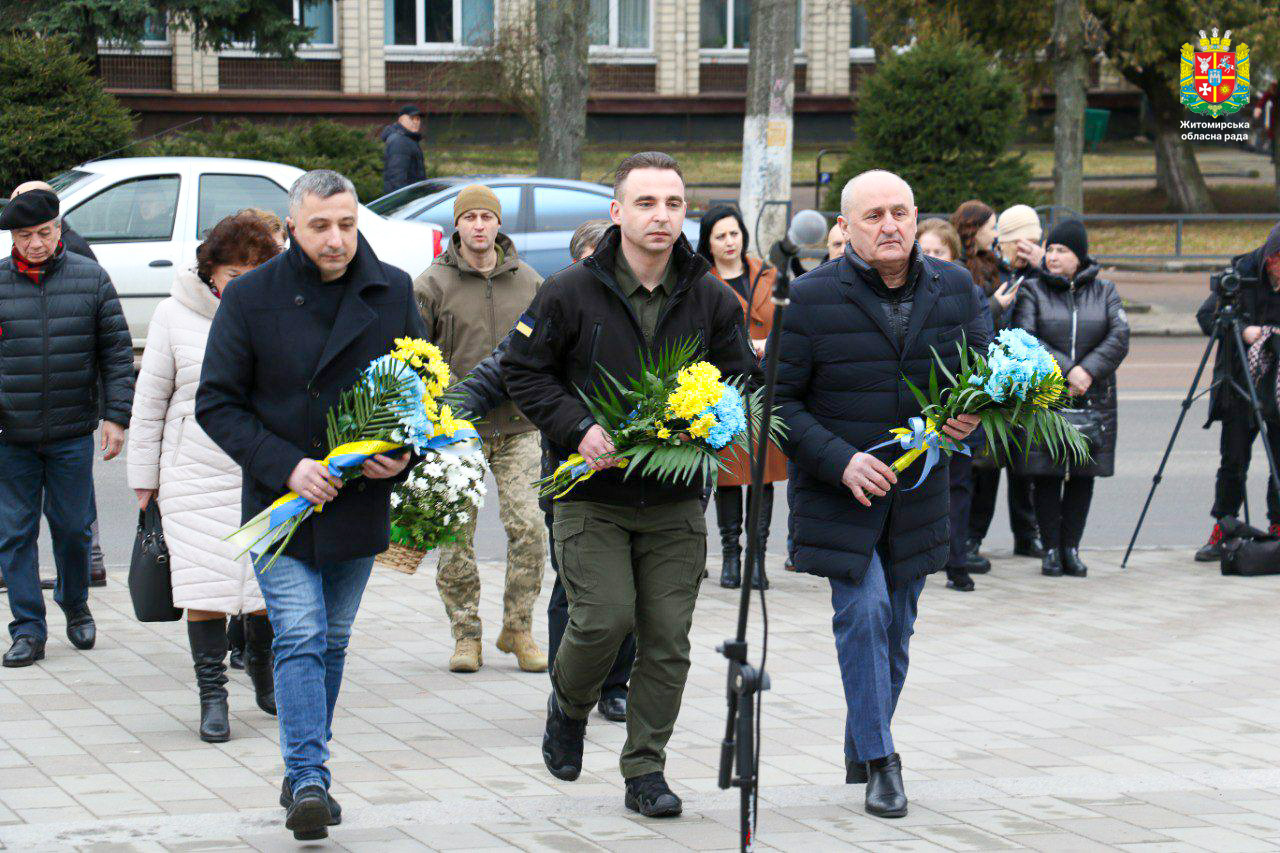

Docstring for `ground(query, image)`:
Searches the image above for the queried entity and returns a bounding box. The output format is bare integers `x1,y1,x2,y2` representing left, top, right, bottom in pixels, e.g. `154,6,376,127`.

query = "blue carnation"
703,386,747,450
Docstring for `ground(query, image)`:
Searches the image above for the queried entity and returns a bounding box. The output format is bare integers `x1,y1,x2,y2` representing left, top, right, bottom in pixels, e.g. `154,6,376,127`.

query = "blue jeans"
829,550,926,764
0,436,95,641
252,552,375,795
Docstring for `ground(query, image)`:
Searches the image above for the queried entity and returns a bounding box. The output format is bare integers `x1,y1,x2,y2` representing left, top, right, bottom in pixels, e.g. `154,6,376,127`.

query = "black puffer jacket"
1012,263,1130,478
381,123,427,195
776,246,992,587
0,248,134,444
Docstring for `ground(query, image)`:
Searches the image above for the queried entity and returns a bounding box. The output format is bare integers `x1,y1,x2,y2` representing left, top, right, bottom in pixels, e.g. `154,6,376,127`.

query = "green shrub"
826,38,1032,214
0,38,135,193
144,119,420,203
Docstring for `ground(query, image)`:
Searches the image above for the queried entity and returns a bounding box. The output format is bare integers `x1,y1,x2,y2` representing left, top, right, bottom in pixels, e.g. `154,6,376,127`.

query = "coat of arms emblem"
1181,28,1250,117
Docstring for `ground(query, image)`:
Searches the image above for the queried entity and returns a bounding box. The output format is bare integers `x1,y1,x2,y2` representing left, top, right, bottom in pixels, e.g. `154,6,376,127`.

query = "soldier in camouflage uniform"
414,185,547,673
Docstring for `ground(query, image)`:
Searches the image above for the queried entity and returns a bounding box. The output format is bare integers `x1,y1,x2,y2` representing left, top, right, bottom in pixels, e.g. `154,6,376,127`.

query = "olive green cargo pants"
550,498,707,779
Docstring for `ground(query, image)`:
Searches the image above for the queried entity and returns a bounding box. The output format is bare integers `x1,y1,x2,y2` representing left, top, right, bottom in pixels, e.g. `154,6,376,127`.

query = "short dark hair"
613,151,684,199
196,212,281,284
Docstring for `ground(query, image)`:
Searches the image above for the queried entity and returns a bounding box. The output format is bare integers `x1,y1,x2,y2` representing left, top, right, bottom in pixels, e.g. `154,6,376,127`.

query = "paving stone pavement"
1,547,1279,852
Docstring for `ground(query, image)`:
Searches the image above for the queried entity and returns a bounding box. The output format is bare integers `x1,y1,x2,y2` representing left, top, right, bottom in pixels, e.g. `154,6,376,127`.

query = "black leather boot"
1041,548,1063,577
188,619,230,743
1061,547,1089,577
865,753,908,818
749,486,772,591
227,615,246,670
715,487,743,589
243,614,277,716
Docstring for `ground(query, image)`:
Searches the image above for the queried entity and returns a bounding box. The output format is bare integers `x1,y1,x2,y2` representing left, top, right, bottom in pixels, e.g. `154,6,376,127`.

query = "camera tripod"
1122,297,1280,566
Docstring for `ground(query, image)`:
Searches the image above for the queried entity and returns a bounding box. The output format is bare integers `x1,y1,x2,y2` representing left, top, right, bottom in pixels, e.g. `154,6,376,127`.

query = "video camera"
1210,263,1258,307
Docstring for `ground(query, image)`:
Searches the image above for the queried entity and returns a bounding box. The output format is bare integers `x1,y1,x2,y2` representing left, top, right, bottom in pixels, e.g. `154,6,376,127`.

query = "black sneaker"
284,784,332,841
1195,522,1225,562
279,777,341,825
624,772,682,817
542,693,586,781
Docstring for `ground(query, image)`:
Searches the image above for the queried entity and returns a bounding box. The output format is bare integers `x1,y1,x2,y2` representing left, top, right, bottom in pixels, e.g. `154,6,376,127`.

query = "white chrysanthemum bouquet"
388,449,487,566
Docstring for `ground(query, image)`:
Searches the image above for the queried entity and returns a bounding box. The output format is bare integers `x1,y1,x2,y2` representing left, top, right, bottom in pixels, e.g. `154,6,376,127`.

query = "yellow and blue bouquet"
874,329,1089,489
229,337,479,572
536,337,780,498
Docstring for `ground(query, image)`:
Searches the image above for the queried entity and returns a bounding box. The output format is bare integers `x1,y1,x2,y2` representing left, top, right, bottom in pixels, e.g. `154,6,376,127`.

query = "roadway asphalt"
43,335,1263,576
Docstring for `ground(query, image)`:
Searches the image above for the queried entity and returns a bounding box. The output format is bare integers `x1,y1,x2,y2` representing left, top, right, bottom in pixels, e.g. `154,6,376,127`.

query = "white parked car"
0,157,444,347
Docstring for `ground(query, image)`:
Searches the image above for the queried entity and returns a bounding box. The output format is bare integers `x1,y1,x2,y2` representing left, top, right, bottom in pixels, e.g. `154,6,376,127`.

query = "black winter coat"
196,235,429,565
776,247,992,587
0,248,134,444
381,124,427,195
502,225,759,507
1012,263,1130,478
1195,245,1280,425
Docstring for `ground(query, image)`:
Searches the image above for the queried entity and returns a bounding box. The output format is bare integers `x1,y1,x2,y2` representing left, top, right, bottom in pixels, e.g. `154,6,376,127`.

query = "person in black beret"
0,185,135,668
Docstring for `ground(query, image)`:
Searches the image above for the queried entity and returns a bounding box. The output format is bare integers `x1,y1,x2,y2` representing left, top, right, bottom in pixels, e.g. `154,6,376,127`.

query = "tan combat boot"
495,628,548,672
449,638,482,673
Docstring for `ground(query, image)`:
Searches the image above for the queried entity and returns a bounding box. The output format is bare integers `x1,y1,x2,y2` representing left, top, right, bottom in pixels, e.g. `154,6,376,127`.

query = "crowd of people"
1,147,1143,839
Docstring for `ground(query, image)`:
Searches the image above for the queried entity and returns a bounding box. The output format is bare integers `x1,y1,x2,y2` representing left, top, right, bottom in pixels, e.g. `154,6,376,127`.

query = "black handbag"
1219,516,1280,577
128,502,182,622
1060,407,1105,452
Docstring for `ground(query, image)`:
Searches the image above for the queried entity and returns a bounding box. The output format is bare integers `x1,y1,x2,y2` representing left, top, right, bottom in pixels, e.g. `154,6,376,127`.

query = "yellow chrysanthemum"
436,404,467,437
665,361,725,421
688,414,715,439
656,425,671,440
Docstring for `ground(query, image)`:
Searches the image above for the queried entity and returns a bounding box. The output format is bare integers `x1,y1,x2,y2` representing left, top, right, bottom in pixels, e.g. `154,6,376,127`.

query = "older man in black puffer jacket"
777,170,989,820
0,189,134,668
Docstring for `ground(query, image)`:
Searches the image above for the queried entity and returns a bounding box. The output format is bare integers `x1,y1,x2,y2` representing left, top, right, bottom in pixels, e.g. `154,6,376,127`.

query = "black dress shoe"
542,693,586,781
624,772,682,817
284,784,333,841
89,566,107,588
845,759,868,783
64,604,96,650
945,569,975,592
1013,536,1046,558
3,636,45,668
40,576,55,590
597,695,627,722
1041,548,1063,577
1061,547,1088,577
280,777,341,825
865,753,908,818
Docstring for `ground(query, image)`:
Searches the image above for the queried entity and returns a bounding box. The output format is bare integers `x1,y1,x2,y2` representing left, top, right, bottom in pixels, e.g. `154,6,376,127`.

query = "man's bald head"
12,180,54,197
836,169,918,276
839,170,914,216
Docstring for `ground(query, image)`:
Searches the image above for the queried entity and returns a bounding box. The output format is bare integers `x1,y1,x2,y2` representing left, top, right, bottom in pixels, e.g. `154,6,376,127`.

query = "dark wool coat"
381,123,427,195
196,234,429,565
776,247,991,587
0,248,134,444
1011,263,1130,478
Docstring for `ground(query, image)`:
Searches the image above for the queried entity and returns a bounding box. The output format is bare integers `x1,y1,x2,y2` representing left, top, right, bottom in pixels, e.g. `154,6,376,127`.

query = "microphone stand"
717,244,793,853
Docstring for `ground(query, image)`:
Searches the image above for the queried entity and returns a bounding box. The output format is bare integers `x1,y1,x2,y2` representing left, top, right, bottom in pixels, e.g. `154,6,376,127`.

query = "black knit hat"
0,189,59,230
1045,218,1088,265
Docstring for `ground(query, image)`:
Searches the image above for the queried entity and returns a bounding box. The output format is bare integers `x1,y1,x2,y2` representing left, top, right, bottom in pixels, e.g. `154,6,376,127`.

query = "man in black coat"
197,170,426,841
381,105,427,196
1194,222,1280,560
0,189,134,668
776,170,988,819
502,152,758,818
10,180,109,590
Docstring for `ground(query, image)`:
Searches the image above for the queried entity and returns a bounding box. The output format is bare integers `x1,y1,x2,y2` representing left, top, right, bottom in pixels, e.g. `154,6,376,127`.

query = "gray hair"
569,219,611,261
288,169,357,213
839,169,915,216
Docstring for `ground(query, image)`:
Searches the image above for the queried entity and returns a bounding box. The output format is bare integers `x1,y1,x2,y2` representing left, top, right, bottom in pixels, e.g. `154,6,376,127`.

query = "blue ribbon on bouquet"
866,416,969,491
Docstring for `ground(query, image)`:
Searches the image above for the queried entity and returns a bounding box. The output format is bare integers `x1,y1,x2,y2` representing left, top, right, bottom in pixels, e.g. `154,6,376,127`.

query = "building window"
141,12,167,44
700,0,801,51
851,2,870,49
271,0,336,46
386,0,495,47
589,0,650,49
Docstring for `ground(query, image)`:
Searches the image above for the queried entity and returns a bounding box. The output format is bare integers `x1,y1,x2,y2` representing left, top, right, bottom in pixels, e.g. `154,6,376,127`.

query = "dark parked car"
368,175,701,278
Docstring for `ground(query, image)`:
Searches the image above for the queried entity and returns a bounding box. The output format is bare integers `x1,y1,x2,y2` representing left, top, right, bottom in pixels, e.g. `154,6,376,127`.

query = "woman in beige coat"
127,213,281,743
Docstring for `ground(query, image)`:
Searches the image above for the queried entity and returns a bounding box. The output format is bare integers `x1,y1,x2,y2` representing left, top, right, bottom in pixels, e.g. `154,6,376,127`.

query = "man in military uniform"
415,184,547,673
502,152,758,818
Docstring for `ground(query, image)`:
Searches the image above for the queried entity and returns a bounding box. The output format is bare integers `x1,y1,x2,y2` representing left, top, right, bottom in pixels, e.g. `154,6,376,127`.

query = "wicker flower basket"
377,541,429,575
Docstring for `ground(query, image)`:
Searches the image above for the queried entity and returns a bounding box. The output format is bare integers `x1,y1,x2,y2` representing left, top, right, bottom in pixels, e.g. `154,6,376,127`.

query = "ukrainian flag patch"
515,311,536,337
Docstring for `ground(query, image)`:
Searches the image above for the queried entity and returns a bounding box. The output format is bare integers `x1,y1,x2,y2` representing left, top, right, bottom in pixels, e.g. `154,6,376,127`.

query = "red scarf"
11,242,63,285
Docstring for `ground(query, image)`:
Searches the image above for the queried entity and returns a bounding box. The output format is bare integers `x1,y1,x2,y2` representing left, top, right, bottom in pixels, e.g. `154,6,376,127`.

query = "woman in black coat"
1012,219,1130,578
